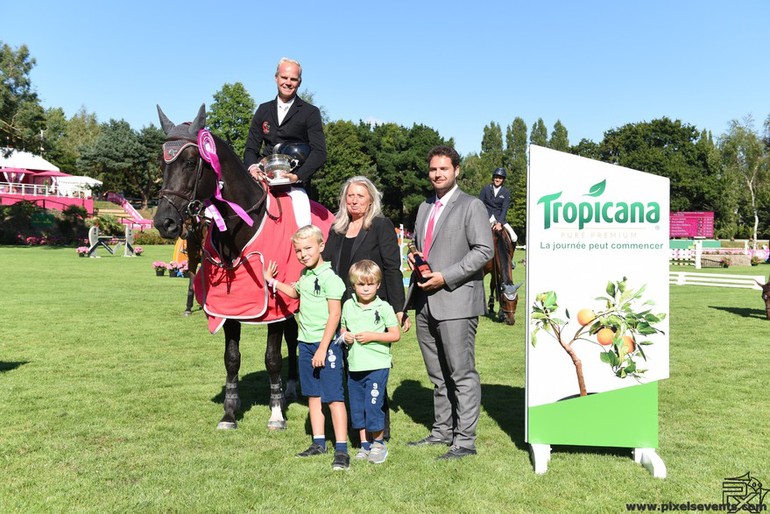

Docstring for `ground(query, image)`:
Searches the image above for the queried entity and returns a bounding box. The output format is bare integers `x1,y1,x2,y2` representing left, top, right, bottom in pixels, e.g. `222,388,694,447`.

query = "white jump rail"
669,271,766,290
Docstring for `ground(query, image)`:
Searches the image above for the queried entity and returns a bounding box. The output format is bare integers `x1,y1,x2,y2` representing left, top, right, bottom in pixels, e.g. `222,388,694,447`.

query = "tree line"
3,42,769,241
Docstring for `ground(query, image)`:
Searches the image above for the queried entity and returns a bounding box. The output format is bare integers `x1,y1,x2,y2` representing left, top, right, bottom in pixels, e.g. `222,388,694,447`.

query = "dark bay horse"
483,228,522,325
154,105,326,430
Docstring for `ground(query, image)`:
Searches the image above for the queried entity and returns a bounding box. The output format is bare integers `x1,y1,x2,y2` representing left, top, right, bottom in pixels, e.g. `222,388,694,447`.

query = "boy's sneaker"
368,442,388,464
296,443,327,457
332,450,350,470
354,447,370,460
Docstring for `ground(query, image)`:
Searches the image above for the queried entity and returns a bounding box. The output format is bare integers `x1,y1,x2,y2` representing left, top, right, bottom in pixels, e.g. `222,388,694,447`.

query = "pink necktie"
423,200,442,258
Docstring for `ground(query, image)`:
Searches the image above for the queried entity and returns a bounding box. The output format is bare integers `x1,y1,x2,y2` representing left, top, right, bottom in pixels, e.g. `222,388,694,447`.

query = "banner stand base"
529,444,551,474
529,444,666,478
634,448,667,479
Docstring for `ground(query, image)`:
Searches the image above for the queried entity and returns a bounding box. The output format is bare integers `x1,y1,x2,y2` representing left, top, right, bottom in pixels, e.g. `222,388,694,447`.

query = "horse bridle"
158,138,271,232
159,139,208,228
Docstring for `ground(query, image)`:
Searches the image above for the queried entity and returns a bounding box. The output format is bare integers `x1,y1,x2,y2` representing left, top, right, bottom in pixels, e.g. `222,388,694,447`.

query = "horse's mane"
209,133,247,172
206,132,265,198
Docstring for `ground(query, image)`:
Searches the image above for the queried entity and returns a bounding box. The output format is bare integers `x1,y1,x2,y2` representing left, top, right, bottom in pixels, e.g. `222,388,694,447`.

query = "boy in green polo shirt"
341,259,401,464
264,225,350,471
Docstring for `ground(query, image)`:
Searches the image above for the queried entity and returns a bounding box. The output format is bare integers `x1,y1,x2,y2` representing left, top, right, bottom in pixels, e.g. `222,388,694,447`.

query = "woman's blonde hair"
331,176,383,234
349,259,382,285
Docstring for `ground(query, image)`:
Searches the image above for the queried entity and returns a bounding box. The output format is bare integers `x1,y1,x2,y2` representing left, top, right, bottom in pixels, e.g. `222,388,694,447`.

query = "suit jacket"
405,188,493,320
479,183,511,223
243,95,327,184
323,216,405,312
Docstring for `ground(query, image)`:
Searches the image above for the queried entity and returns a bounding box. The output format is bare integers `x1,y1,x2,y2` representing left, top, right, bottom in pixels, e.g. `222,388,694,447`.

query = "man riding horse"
479,167,521,324
154,104,332,431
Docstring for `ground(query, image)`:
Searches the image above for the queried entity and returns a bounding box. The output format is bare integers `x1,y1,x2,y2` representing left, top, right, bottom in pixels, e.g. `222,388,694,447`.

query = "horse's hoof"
183,310,192,317
217,421,237,430
267,419,287,431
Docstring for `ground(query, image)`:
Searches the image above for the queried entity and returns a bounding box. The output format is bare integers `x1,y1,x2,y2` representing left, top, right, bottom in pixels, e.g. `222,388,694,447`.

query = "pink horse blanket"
194,192,332,333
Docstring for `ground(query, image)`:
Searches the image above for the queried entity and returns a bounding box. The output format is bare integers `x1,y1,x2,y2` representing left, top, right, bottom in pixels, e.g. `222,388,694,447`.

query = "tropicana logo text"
537,179,661,230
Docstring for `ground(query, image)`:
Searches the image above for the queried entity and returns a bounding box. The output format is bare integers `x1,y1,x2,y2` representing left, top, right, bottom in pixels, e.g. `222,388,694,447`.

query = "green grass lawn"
0,245,768,513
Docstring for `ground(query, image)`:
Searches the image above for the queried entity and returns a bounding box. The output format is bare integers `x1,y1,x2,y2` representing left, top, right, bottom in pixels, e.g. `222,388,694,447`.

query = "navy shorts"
348,368,389,432
298,341,345,403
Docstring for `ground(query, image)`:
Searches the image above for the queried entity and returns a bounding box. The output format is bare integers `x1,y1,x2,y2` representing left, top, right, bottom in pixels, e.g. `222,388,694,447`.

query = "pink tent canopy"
33,170,71,178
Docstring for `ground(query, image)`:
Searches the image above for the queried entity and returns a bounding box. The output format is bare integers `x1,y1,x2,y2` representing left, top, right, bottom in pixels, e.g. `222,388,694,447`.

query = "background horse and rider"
154,105,331,430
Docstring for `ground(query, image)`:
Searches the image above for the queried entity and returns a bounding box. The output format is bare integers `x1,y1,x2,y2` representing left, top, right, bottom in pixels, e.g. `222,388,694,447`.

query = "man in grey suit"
405,145,494,460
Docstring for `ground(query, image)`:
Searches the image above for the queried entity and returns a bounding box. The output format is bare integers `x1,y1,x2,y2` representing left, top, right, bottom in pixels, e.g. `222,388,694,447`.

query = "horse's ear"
157,105,176,135
189,104,206,135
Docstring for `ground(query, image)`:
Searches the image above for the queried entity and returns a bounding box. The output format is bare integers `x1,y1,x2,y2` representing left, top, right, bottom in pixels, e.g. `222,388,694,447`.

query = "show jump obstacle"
86,225,137,257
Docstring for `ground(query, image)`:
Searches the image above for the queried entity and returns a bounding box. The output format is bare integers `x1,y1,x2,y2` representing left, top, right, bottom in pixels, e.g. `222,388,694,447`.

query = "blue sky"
3,0,768,156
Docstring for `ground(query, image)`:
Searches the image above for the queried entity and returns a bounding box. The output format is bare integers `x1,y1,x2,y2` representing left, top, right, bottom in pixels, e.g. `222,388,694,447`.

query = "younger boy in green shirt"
341,259,401,464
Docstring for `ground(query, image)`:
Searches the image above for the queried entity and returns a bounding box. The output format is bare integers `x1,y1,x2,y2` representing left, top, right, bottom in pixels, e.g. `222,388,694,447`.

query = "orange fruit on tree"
621,335,636,354
576,308,596,326
596,327,615,346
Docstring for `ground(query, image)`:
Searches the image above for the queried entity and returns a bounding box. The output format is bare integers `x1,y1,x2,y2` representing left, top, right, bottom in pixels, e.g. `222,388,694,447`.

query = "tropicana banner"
526,145,670,450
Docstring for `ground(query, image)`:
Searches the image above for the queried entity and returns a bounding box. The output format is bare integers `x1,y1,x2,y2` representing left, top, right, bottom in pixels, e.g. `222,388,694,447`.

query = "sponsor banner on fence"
526,145,670,448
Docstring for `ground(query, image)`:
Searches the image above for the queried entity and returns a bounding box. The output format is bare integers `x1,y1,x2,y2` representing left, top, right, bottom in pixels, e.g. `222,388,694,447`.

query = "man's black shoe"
436,445,477,460
406,435,450,447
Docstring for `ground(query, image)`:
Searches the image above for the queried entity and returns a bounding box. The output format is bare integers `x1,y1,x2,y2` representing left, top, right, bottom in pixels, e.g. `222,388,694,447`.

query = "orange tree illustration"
530,277,666,397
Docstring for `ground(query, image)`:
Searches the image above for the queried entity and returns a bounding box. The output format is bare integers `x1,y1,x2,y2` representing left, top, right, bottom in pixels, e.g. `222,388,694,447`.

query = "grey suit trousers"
415,299,481,450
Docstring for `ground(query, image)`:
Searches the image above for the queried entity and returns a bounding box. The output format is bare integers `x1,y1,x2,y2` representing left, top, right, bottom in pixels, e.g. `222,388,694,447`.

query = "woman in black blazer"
322,176,408,328
322,176,409,445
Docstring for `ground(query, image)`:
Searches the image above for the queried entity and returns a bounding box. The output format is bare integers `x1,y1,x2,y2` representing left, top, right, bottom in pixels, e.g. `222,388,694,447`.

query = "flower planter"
155,269,165,276
168,271,178,278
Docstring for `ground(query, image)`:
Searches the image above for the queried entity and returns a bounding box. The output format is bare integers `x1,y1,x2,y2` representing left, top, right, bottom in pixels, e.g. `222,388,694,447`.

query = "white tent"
55,176,103,197
0,148,60,172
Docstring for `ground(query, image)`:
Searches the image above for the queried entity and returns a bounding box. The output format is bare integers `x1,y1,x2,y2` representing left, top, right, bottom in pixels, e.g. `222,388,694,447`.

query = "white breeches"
288,187,311,228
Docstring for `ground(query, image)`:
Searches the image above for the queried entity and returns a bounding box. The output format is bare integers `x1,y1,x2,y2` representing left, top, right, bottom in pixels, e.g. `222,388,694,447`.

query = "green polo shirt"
294,261,345,343
341,294,398,372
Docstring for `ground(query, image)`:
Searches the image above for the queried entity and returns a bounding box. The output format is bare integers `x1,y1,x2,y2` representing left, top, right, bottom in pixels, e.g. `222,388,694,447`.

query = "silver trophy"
257,154,298,185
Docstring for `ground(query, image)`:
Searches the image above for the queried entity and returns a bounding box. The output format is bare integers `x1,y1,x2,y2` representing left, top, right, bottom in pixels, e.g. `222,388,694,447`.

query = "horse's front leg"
283,317,299,403
488,270,496,314
496,283,507,322
265,322,287,430
184,274,195,316
218,319,241,430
